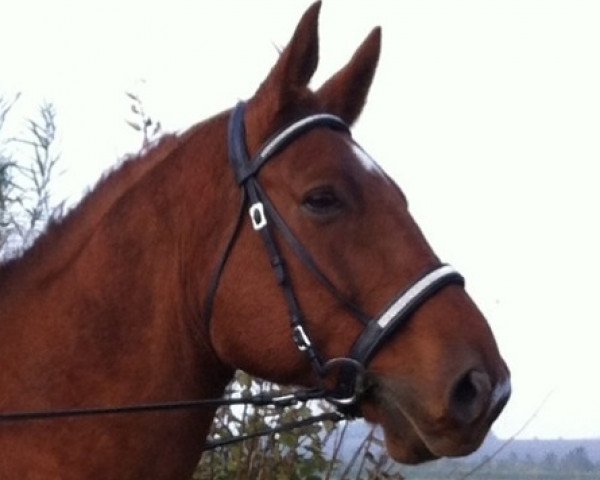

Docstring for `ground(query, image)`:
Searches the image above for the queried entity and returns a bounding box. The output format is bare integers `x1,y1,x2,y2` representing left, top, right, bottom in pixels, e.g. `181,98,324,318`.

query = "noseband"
206,102,465,415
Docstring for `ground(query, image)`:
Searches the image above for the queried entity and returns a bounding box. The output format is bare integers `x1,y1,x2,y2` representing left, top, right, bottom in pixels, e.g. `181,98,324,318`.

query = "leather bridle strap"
349,265,465,366
226,103,369,324
333,265,465,410
325,264,464,412
231,107,349,185
220,101,466,411
252,181,371,324
225,102,369,376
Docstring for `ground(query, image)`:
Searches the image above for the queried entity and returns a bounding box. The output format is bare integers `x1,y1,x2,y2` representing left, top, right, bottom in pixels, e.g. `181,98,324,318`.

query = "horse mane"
0,130,191,284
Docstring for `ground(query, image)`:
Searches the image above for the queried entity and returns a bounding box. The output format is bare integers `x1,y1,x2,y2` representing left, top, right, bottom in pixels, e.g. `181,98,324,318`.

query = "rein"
0,389,324,422
0,102,465,450
0,388,342,451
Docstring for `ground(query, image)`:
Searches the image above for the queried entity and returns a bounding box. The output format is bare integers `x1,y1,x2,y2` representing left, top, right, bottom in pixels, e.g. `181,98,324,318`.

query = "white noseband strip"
377,265,461,329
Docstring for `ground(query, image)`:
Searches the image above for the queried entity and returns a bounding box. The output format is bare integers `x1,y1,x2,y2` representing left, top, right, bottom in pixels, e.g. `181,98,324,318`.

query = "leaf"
279,431,298,448
236,371,253,389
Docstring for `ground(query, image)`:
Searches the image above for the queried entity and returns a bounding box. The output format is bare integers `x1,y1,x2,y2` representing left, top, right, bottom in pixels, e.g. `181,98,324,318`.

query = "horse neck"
0,113,235,474
0,133,184,288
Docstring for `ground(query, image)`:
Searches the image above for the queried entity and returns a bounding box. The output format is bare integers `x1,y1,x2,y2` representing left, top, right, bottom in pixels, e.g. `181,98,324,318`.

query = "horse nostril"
449,369,492,425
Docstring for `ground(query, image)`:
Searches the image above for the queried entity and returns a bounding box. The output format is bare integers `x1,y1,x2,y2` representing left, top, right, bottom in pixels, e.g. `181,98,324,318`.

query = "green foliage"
194,372,337,480
192,371,415,479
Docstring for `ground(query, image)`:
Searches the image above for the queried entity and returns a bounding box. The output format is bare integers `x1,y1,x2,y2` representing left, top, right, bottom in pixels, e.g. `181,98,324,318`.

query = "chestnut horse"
0,3,510,479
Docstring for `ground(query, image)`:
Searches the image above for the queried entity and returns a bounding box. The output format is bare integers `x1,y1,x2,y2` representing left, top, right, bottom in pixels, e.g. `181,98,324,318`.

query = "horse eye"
302,188,343,215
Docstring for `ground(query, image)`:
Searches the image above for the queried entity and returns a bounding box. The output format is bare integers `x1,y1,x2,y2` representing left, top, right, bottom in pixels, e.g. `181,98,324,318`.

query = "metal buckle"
270,393,297,407
292,325,311,351
249,202,267,230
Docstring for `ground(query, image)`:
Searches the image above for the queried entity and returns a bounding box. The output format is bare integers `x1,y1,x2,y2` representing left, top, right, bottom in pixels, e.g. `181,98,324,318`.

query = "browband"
229,103,349,185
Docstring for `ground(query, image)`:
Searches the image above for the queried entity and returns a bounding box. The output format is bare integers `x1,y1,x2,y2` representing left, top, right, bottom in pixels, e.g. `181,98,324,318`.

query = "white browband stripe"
258,114,346,160
376,265,459,329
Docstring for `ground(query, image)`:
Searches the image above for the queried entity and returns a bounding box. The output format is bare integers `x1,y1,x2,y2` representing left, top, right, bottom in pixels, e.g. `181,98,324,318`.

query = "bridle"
205,101,465,414
0,101,465,447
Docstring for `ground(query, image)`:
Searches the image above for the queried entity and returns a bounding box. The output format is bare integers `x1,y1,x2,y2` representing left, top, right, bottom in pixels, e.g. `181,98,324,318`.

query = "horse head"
208,2,510,464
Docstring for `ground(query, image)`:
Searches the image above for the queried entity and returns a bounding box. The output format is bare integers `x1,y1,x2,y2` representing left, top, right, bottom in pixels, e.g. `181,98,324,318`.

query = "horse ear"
256,1,321,103
316,27,381,125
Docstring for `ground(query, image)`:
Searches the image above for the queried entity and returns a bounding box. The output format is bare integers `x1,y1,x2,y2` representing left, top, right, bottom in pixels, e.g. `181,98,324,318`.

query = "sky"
1,0,599,440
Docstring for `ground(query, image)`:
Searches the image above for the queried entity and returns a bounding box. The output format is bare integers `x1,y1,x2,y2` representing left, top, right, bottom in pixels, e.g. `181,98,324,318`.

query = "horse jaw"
361,403,438,464
360,372,507,464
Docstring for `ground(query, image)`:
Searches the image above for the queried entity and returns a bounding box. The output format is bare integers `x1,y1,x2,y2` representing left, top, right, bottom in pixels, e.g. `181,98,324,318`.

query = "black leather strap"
350,266,465,365
231,102,350,185
335,265,465,415
210,101,467,417
253,182,371,324
212,102,363,376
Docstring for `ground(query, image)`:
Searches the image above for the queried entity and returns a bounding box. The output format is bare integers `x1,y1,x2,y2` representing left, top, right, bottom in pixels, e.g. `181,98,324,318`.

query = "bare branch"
1,100,62,259
124,88,162,149
0,93,21,132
